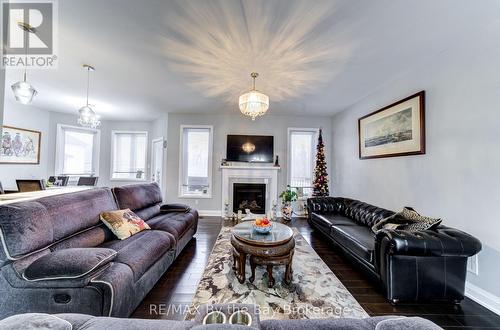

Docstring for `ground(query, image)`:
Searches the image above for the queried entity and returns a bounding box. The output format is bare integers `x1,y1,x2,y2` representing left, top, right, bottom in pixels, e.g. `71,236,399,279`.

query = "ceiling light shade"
239,72,269,121
77,105,100,129
11,81,38,105
77,64,101,128
12,22,38,104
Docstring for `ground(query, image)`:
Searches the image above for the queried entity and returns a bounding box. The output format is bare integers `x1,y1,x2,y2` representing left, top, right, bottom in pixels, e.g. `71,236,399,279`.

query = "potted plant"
279,185,298,221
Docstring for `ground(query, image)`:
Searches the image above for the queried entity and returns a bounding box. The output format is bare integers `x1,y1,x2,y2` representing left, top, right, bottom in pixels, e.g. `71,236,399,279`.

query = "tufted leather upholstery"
307,197,394,227
307,196,482,303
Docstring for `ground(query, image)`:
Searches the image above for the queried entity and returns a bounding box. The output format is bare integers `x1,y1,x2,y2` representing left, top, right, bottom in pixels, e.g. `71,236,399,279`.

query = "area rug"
186,227,368,320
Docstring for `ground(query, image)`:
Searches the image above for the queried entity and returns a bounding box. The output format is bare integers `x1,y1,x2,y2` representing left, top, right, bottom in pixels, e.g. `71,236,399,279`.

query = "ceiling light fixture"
77,64,101,129
239,72,269,121
11,22,38,105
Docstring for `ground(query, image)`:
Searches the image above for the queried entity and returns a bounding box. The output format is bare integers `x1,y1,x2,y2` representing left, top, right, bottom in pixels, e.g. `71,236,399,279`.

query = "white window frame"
55,124,101,177
178,125,213,199
287,127,319,196
110,130,149,182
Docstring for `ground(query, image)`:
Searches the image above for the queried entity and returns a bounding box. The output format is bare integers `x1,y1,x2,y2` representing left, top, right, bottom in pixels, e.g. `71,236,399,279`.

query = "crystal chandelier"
11,22,38,105
77,64,101,129
239,72,269,121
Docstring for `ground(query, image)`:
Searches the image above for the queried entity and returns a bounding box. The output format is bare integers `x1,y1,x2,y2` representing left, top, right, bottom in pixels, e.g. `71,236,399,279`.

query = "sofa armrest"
159,203,191,213
375,227,482,258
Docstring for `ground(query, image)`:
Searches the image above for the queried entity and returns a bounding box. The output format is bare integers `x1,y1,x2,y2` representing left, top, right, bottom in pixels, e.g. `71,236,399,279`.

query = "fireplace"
233,183,266,214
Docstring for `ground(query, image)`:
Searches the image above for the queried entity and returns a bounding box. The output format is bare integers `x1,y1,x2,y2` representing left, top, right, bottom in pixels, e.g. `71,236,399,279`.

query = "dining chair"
77,176,98,186
16,179,46,192
48,176,70,186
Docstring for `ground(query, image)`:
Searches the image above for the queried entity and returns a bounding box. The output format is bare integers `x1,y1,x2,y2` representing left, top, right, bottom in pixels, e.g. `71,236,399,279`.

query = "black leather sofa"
307,197,482,304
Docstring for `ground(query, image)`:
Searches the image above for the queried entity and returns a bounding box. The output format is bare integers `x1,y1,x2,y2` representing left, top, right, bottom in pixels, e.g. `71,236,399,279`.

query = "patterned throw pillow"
372,213,409,233
372,207,441,233
397,207,442,232
100,209,150,240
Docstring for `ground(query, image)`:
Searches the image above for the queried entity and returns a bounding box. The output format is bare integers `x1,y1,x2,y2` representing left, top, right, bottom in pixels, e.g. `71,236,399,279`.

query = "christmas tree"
313,128,329,196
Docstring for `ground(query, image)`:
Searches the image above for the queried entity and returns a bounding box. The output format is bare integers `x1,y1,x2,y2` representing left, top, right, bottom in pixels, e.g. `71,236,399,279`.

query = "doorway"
151,138,164,187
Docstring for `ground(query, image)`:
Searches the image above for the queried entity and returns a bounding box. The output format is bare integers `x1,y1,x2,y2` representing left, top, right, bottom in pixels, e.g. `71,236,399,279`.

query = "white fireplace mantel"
220,165,280,216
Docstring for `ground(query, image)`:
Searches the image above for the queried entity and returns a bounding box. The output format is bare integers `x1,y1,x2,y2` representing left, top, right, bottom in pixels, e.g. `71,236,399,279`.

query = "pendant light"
77,64,101,129
239,72,269,121
11,22,38,104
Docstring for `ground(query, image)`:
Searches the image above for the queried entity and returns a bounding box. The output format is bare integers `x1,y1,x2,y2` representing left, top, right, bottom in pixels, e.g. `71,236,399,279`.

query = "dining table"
0,186,93,205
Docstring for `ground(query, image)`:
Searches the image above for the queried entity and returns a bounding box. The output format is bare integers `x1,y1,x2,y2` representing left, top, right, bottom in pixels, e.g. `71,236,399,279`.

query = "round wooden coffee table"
231,222,295,288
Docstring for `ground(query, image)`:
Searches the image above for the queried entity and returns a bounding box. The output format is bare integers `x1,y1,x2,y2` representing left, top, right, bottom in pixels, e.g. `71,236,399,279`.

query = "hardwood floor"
132,217,500,329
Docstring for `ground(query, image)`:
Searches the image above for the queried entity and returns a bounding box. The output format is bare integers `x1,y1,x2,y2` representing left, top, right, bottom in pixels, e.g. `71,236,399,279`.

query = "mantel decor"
358,91,425,159
0,126,41,164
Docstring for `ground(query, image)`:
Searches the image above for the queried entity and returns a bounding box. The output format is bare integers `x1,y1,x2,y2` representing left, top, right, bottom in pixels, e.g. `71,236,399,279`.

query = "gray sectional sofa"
0,183,198,319
0,311,442,330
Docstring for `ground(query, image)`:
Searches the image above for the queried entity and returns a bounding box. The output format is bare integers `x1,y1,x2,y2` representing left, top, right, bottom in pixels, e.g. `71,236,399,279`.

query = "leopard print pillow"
372,207,441,233
398,207,442,232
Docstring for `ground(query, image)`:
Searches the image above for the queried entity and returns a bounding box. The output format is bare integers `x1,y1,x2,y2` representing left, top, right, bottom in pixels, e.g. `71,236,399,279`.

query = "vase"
281,201,293,221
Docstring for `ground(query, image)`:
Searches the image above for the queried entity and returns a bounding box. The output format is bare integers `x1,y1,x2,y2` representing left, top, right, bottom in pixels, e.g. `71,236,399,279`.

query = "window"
111,131,148,180
288,128,318,196
56,124,100,176
179,125,213,198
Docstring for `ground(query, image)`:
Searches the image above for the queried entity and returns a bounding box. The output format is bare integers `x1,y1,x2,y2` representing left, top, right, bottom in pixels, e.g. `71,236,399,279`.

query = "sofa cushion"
261,316,442,330
314,214,358,227
160,203,191,213
57,313,194,330
23,248,116,281
0,313,72,330
331,225,375,264
0,201,53,259
135,204,161,221
112,183,162,213
99,230,174,281
37,188,118,242
100,209,150,240
147,211,197,239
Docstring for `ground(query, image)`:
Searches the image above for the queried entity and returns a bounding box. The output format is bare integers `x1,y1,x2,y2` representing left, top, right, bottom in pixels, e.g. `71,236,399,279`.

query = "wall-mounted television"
226,135,274,163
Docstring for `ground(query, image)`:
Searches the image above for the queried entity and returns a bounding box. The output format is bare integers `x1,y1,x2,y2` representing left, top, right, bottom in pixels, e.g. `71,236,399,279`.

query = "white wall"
330,25,500,304
166,113,333,213
0,101,50,190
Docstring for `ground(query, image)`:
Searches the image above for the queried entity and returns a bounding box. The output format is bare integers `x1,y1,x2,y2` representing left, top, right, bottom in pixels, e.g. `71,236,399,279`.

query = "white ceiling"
3,0,499,120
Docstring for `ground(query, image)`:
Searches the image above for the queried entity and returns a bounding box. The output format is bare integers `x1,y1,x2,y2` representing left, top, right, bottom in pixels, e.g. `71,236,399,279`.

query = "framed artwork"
0,126,41,164
358,91,425,159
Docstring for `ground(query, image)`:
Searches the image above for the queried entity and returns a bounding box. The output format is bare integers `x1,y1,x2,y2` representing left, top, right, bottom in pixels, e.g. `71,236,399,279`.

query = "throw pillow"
372,207,441,233
397,207,442,232
100,209,150,240
371,213,410,233
23,248,116,281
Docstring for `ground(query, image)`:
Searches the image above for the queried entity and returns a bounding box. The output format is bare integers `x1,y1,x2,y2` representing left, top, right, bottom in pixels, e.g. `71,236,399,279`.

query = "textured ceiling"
3,0,499,120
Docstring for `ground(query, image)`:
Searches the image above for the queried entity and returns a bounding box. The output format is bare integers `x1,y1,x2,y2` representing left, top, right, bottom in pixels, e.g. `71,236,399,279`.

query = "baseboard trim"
199,210,222,217
465,282,500,316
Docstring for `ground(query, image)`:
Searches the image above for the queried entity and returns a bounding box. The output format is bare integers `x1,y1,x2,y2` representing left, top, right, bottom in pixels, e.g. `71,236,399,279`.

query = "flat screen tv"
226,135,274,163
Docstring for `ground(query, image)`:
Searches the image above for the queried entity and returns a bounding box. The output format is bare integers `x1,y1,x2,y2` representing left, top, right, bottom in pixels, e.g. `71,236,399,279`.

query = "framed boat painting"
358,91,425,159
0,126,41,164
